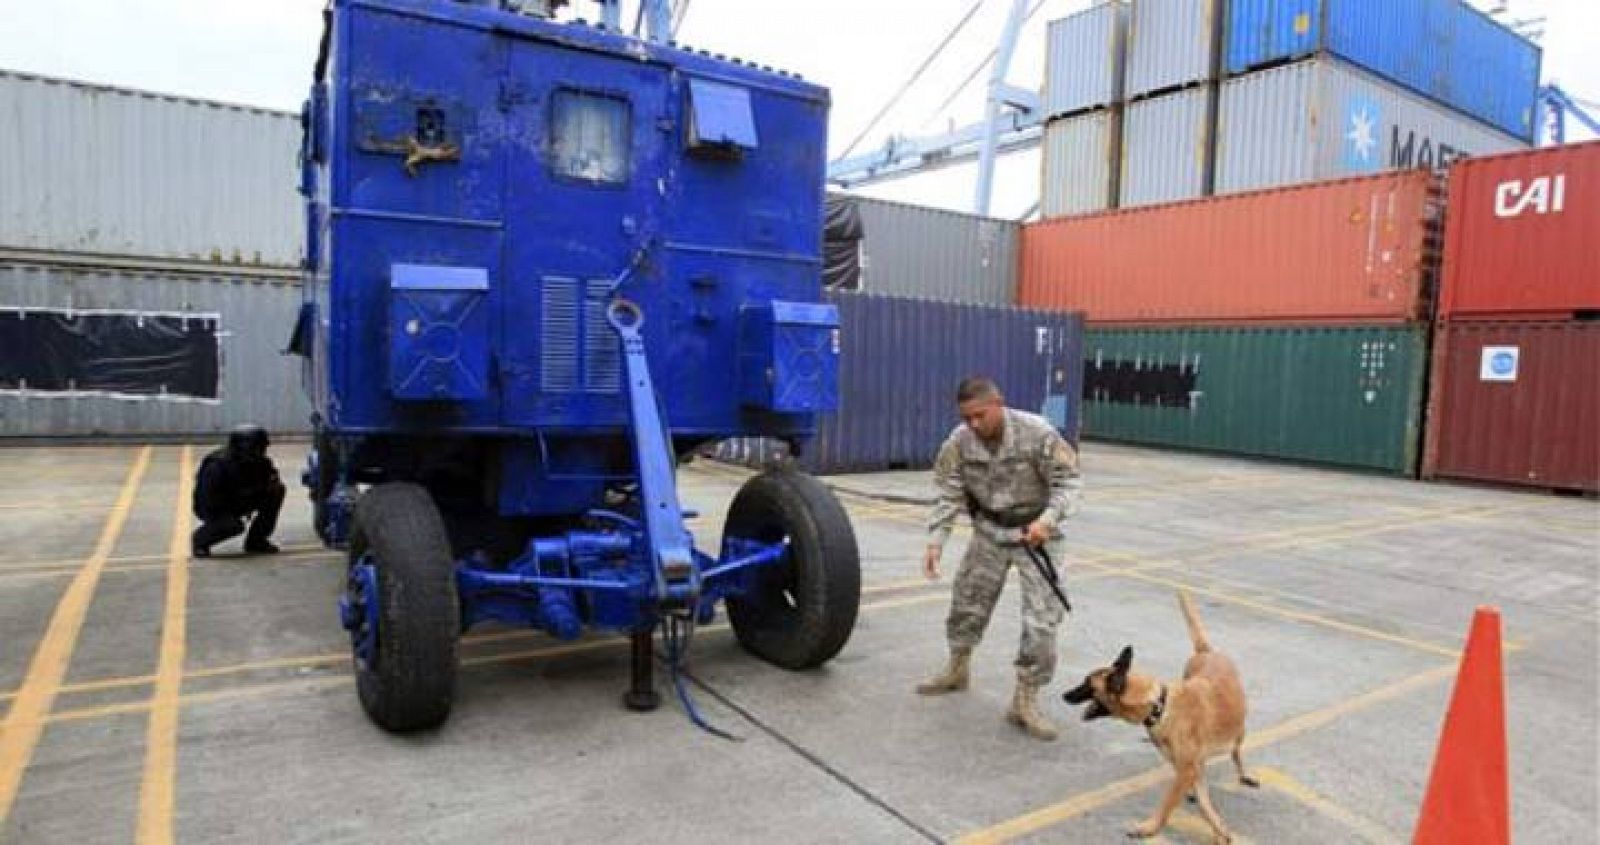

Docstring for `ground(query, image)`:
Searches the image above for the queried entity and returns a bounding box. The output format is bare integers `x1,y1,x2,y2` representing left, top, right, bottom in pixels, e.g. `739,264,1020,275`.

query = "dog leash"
1021,542,1073,613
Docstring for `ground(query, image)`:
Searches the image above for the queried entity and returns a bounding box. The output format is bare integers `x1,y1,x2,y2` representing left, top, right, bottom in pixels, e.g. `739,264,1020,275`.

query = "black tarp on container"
823,194,864,290
715,292,1086,474
0,308,220,399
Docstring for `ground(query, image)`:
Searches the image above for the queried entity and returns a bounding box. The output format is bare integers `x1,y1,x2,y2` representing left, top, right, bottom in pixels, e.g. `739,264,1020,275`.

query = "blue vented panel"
540,276,580,393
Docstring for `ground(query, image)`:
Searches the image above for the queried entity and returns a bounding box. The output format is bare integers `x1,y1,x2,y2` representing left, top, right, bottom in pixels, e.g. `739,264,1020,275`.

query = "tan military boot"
915,648,972,695
1006,679,1059,741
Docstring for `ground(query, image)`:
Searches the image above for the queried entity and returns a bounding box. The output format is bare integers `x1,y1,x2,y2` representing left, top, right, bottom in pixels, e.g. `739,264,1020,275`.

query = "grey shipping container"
0,260,311,438
0,70,303,268
1119,86,1211,208
1216,58,1525,195
1082,324,1429,475
1125,0,1220,99
1043,1,1128,117
1041,111,1121,218
715,292,1086,475
853,196,1018,305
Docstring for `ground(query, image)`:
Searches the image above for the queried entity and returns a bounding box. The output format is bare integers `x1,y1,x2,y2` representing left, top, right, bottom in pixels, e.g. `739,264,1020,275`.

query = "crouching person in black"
192,425,285,558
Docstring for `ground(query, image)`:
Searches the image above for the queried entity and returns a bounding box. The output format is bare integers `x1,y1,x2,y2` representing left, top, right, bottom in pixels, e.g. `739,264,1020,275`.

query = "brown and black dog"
1062,591,1258,842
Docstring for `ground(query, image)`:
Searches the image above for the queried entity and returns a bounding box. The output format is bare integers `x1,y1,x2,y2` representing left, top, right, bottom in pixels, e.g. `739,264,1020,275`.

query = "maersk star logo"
1346,107,1377,163
1340,97,1384,173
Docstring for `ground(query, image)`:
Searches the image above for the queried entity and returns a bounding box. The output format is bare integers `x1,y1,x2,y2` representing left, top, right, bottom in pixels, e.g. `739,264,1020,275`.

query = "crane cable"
919,0,1050,131
833,0,988,163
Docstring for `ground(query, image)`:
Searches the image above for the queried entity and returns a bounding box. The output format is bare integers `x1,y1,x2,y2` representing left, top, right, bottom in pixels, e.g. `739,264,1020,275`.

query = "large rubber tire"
348,482,460,732
724,470,861,669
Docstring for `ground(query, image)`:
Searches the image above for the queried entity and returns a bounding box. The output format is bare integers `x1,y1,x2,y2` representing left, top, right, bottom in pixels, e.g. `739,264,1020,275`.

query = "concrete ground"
0,441,1594,843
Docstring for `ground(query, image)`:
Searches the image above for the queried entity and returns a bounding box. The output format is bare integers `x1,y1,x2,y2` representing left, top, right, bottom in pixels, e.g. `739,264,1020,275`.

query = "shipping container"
1082,324,1429,474
0,260,311,437
1022,170,1439,323
716,292,1085,475
1423,321,1599,493
0,71,303,268
1225,0,1540,140
851,196,1018,305
1043,1,1128,117
1042,111,1121,218
1216,58,1525,195
1120,86,1210,208
1125,0,1219,99
1439,142,1600,319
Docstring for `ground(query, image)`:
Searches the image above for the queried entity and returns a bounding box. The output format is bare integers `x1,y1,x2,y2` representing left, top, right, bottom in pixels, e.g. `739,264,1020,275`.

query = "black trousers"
193,481,285,550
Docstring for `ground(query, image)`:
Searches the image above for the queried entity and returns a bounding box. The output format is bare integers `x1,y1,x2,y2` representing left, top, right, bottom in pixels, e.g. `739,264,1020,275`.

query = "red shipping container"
1422,321,1600,493
1439,141,1600,319
1019,171,1440,323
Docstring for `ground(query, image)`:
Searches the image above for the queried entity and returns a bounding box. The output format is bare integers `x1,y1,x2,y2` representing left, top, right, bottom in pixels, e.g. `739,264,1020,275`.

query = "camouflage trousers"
944,534,1068,686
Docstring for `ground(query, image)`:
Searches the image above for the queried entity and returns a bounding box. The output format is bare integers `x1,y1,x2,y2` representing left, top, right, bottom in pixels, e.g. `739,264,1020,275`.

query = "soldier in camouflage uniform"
917,377,1083,741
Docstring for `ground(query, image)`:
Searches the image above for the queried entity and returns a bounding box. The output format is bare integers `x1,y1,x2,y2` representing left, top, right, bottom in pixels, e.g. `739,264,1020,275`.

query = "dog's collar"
1142,685,1168,730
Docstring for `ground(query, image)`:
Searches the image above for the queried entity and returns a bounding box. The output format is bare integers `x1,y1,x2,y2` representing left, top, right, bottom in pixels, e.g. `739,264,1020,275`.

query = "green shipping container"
1082,324,1428,474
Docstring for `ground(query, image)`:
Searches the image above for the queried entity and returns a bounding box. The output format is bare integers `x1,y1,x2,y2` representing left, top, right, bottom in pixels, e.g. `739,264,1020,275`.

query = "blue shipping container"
715,292,1085,475
1225,0,1540,141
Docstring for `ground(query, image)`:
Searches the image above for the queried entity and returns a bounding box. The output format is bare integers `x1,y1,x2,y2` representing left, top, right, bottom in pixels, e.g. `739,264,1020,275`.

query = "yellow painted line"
6,577,943,711
954,661,1463,844
1095,565,1461,658
0,445,152,824
1252,767,1401,844
1164,810,1258,845
0,499,110,511
138,447,194,845
40,587,951,727
0,544,330,573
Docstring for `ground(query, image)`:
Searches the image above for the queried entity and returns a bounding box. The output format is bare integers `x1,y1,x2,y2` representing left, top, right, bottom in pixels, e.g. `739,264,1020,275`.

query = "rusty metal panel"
1043,1,1128,117
1021,170,1440,323
0,260,311,437
1422,321,1600,493
0,70,302,268
1440,141,1600,319
852,196,1018,306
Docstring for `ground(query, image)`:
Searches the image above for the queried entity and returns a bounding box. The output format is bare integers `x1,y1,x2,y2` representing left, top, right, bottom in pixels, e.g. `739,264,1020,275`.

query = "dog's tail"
1178,590,1212,654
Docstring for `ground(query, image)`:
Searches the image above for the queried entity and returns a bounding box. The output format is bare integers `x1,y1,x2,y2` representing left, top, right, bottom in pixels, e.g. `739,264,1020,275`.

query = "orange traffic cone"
1414,606,1509,845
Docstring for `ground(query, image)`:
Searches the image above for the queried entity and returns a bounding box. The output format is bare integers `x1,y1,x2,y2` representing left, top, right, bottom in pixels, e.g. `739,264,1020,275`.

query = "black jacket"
193,448,280,520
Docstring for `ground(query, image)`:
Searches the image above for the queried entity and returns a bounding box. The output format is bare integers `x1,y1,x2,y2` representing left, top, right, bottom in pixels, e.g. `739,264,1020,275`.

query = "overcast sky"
2,0,1594,217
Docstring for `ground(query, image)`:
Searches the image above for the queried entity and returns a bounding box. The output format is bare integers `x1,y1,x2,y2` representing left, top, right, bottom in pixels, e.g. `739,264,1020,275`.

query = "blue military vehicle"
296,0,859,731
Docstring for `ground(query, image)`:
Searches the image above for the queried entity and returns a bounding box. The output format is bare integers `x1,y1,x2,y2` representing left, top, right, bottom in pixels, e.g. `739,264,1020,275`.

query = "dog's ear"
1108,646,1133,695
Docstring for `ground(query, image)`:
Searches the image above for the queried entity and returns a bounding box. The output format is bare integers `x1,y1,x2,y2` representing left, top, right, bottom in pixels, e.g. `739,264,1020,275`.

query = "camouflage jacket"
927,408,1083,548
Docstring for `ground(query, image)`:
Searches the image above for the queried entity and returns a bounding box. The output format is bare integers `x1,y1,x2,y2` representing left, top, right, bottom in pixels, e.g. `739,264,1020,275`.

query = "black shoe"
192,541,211,559
244,539,280,555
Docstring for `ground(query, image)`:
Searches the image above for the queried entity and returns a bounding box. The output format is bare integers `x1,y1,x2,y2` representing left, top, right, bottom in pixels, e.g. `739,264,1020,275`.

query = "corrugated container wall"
0,261,311,437
1125,0,1218,99
1225,0,1541,141
1216,58,1525,196
1082,324,1429,475
716,293,1086,474
1440,141,1600,319
1423,321,1599,492
1041,111,1121,218
853,197,1018,305
1120,87,1210,208
0,71,303,268
1021,170,1439,323
1043,2,1128,117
